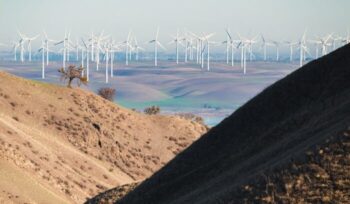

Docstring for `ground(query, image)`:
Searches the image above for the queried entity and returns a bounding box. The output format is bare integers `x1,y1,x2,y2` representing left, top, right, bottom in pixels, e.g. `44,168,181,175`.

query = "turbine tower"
17,30,26,62
203,33,216,71
43,30,57,65
148,27,166,67
81,39,90,81
133,38,144,62
225,29,238,67
284,41,297,61
169,29,183,64
123,30,132,66
297,30,310,67
272,41,280,61
26,34,40,62
38,40,50,79
261,35,274,61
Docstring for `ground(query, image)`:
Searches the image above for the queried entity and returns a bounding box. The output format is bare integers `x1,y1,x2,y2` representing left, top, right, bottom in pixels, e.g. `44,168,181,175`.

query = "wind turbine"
38,40,51,79
222,28,231,64
237,33,258,62
308,39,321,59
43,30,57,65
26,34,40,62
225,29,240,66
201,33,215,71
284,41,297,61
55,31,71,70
94,31,109,70
110,41,121,78
330,34,342,51
297,30,310,67
261,35,274,61
123,30,132,65
81,38,90,81
181,30,190,63
100,43,110,83
237,41,248,74
17,30,27,62
65,30,72,62
11,42,19,61
148,27,166,67
310,34,333,57
272,41,280,61
168,29,183,64
188,31,202,65
133,37,144,61
188,37,195,61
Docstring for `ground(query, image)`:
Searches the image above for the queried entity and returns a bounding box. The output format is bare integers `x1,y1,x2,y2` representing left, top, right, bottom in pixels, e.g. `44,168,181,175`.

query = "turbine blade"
225,28,232,40
157,41,166,50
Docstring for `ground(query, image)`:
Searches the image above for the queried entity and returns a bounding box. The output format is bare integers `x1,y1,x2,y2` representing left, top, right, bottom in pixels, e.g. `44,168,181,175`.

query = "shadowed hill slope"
0,72,207,204
118,44,350,203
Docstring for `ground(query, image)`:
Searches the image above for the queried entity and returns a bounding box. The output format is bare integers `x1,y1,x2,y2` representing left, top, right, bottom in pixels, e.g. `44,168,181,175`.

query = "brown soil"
0,71,207,203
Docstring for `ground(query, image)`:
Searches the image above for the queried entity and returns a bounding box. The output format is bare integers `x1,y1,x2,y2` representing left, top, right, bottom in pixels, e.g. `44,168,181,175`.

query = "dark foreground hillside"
116,44,350,204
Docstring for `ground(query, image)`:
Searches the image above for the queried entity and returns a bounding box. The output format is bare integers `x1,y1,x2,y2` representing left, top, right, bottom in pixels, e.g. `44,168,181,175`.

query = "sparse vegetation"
144,106,160,115
58,65,88,88
176,113,205,125
97,87,116,101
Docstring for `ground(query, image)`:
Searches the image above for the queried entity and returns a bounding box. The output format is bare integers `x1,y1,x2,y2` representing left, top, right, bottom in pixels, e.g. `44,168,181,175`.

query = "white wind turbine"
201,33,216,71
100,43,110,83
310,34,333,57
17,30,27,62
225,29,239,66
133,37,144,62
90,32,95,62
188,37,195,61
38,40,51,79
110,41,122,78
237,41,248,74
43,31,57,65
222,28,230,64
181,30,190,63
322,34,333,55
272,41,280,61
297,31,310,67
168,29,183,64
123,30,132,66
284,41,297,61
261,35,274,61
148,27,166,67
65,31,72,62
26,34,40,62
11,42,19,61
330,35,342,51
94,31,110,70
188,32,202,65
308,39,321,59
81,39,90,81
74,39,79,61
55,31,71,70
237,33,258,62
189,32,212,69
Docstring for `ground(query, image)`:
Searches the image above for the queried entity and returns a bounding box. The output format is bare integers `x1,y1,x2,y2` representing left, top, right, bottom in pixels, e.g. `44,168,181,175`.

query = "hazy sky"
0,0,349,49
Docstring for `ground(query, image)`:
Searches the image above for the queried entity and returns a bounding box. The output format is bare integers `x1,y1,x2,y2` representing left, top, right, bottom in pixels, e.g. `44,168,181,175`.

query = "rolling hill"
0,71,207,203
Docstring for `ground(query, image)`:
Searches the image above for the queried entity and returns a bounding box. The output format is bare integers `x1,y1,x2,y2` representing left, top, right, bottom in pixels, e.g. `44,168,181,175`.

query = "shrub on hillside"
98,88,116,101
177,113,205,125
144,106,160,115
58,65,87,88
